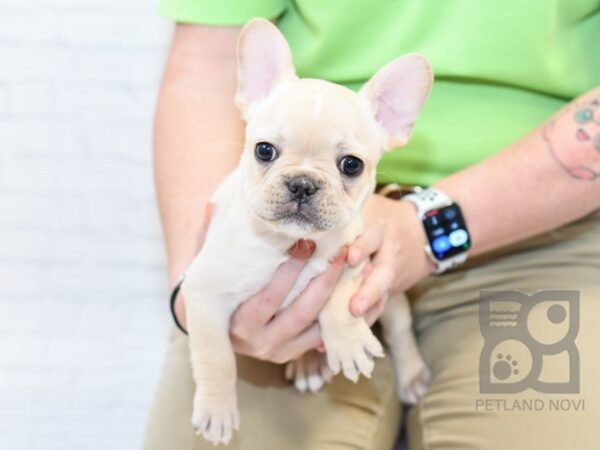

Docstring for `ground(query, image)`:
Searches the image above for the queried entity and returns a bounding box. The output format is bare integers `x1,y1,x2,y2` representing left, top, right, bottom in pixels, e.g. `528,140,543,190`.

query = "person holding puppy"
145,1,600,449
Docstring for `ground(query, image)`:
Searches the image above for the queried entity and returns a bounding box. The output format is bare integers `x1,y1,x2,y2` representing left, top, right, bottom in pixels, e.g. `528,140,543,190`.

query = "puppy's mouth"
274,201,316,226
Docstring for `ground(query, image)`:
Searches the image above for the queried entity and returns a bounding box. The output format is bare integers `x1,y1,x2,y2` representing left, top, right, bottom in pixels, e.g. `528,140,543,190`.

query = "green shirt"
160,0,600,186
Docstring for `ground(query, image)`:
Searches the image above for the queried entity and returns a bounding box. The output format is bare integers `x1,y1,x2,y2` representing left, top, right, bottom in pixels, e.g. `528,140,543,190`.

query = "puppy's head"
236,19,432,237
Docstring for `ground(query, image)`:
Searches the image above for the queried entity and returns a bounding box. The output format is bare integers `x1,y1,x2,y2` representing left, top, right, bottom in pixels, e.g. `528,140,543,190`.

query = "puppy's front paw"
322,319,384,382
285,350,333,393
192,391,240,445
398,357,431,405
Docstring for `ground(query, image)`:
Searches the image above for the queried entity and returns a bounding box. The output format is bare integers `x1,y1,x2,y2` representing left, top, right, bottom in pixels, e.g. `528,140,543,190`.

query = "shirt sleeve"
159,0,287,25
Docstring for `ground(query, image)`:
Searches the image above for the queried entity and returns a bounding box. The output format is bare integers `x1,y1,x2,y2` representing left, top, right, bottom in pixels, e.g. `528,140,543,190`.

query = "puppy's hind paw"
398,361,431,405
192,397,240,445
285,351,333,393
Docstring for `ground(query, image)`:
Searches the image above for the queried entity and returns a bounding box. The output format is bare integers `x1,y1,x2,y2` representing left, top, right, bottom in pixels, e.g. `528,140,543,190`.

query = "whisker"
374,170,401,187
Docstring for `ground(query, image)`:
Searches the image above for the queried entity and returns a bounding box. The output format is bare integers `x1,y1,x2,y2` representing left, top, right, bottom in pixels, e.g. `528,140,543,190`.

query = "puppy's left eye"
254,142,278,162
338,155,364,177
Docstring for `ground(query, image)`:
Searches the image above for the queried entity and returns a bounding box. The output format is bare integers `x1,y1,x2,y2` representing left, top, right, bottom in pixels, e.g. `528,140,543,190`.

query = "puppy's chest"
219,242,329,311
280,259,328,309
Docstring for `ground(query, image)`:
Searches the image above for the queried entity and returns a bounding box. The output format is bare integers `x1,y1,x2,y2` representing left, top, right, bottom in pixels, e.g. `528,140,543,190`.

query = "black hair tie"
169,274,188,335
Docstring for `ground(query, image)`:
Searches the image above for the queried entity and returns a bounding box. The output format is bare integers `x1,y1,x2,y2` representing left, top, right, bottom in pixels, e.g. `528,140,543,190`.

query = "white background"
0,1,173,449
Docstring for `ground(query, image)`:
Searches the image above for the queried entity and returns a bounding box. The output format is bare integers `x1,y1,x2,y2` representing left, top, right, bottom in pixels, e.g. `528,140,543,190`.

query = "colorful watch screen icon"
423,203,471,261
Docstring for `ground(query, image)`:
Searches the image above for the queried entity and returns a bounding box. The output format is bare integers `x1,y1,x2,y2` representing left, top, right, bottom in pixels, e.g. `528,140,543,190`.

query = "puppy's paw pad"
192,398,240,445
399,363,431,405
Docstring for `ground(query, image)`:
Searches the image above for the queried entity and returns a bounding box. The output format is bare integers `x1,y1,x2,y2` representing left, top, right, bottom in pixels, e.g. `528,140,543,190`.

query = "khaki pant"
143,211,600,450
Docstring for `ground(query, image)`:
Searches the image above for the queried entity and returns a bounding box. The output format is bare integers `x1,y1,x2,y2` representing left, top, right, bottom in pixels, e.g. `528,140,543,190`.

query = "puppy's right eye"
254,142,278,162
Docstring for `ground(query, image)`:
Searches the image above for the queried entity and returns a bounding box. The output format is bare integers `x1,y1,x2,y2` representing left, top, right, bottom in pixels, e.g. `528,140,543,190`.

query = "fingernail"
300,239,316,254
354,297,368,315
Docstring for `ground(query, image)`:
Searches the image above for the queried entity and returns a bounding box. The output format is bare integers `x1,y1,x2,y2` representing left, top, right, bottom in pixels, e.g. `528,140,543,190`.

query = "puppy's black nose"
287,176,318,202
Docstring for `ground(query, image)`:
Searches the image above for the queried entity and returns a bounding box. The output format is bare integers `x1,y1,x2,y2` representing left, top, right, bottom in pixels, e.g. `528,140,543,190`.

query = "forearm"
436,86,600,256
154,25,244,285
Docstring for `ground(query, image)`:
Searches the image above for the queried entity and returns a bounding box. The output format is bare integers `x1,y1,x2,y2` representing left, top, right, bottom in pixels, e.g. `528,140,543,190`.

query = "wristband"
169,273,188,335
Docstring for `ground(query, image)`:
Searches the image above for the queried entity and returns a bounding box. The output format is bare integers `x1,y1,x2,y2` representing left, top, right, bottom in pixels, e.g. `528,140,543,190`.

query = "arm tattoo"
542,97,600,181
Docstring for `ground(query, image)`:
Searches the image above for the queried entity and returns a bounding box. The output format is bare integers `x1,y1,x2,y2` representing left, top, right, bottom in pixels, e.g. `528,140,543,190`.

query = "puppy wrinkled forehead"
247,79,380,155
279,79,362,118
312,94,324,120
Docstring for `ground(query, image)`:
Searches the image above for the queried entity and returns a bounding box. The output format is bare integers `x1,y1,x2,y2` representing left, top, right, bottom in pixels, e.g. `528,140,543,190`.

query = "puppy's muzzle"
286,176,319,203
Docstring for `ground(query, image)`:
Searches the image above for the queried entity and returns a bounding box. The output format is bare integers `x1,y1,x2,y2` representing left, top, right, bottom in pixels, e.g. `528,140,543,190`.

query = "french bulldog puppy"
181,18,433,445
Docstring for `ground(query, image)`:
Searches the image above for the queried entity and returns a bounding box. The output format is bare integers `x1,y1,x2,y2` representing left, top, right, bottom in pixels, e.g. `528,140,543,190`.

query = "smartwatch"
403,188,471,274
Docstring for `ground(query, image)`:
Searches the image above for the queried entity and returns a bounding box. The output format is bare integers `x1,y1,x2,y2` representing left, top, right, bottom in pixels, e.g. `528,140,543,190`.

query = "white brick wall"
0,2,173,449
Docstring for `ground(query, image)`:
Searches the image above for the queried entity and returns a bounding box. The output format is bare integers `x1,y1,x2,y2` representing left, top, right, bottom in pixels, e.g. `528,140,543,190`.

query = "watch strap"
402,188,452,217
425,248,468,274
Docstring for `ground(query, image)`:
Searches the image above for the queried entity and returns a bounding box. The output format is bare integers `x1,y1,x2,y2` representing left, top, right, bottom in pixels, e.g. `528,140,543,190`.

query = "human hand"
227,241,337,363
347,194,434,317
229,240,388,363
173,201,389,363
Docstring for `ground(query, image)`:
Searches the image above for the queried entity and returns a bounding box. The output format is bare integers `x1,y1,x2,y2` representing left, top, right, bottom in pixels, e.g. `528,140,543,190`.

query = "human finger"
230,240,315,336
350,261,394,316
347,224,384,267
264,248,347,343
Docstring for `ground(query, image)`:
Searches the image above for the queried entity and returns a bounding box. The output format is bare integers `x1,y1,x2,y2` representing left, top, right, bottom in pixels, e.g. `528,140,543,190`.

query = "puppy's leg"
285,350,333,394
380,293,431,404
319,266,384,382
184,289,240,445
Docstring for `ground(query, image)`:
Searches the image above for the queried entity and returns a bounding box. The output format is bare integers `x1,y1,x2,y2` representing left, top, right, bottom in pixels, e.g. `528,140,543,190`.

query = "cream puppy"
181,18,433,445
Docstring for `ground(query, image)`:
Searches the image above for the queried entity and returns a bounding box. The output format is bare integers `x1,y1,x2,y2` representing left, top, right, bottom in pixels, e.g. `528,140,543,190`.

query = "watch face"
422,203,471,261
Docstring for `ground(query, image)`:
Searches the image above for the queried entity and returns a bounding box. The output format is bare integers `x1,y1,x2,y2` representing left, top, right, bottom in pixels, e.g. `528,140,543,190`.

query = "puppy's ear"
236,18,297,118
359,54,432,150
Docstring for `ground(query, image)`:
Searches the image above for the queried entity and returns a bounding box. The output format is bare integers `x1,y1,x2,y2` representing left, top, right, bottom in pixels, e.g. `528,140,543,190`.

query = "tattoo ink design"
543,98,600,181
